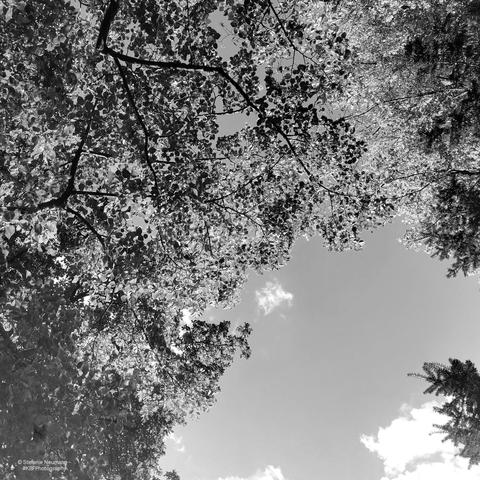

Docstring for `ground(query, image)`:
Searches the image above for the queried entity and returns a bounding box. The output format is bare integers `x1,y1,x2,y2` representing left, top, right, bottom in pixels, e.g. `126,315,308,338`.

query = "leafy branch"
66,207,106,249
104,47,260,114
38,105,96,210
112,55,160,195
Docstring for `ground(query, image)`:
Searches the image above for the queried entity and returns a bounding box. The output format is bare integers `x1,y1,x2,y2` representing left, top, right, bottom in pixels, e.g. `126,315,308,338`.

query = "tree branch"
38,106,96,210
447,169,480,177
209,199,267,235
105,47,261,114
199,105,249,116
85,149,114,158
66,207,106,248
265,0,317,64
96,0,120,50
112,55,160,194
73,189,120,198
385,88,465,104
104,48,347,199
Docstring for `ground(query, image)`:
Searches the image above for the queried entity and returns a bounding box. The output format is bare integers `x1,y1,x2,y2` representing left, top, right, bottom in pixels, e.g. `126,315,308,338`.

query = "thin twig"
112,55,160,194
73,189,120,198
66,206,106,248
38,105,96,210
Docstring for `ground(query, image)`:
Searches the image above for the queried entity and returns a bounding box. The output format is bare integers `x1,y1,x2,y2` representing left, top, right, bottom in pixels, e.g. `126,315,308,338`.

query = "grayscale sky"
160,221,480,480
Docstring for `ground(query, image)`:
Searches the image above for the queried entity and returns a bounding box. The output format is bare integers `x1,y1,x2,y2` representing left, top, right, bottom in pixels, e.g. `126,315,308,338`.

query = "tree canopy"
0,0,393,478
331,0,480,276
4,0,480,477
411,359,480,467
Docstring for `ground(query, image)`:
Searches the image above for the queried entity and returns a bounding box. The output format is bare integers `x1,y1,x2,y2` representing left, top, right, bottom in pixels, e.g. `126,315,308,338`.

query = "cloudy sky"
160,221,480,480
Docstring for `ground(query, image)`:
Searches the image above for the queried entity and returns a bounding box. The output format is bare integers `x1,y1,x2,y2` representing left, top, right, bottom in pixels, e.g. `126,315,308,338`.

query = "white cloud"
255,280,293,315
218,465,286,480
361,401,480,480
167,432,186,453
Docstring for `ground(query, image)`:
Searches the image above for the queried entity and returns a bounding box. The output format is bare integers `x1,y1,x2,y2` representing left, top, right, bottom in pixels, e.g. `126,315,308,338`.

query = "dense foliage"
331,0,480,276
0,0,393,478
4,0,480,477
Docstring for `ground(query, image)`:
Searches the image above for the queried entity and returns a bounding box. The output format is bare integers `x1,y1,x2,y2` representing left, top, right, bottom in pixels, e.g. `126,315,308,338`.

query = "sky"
159,220,480,480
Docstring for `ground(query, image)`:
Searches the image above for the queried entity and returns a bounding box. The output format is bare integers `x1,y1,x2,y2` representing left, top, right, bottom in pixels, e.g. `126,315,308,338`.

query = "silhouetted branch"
112,55,160,194
96,0,120,50
105,47,261,114
38,106,96,210
66,207,106,248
